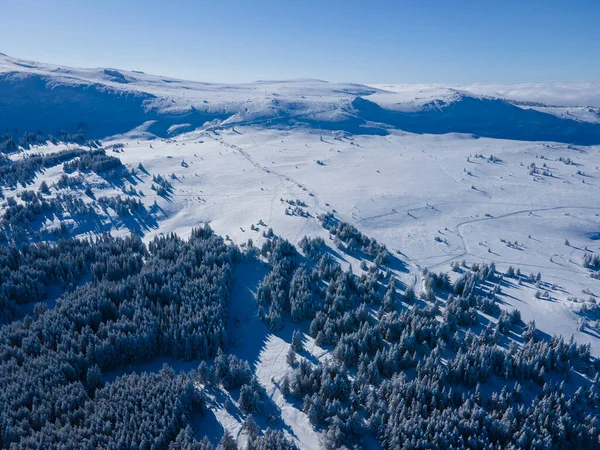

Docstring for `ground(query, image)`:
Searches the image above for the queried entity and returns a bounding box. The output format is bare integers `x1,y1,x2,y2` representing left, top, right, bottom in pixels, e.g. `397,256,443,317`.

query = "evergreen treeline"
0,146,153,244
0,192,95,244
319,213,389,265
0,147,126,188
18,368,203,449
152,174,174,196
0,227,235,448
298,235,326,260
63,150,122,174
1,190,599,449
583,252,600,271
97,195,146,217
256,238,320,331
274,244,600,449
1,191,154,245
0,234,143,321
0,148,94,187
0,134,17,154
0,130,100,155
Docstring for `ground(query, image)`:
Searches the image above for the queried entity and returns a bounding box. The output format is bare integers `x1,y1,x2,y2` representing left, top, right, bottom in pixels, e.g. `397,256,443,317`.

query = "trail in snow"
206,131,327,242
441,205,600,271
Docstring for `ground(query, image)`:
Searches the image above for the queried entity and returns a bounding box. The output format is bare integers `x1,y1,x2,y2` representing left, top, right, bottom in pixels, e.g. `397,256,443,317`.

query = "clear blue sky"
1,0,598,83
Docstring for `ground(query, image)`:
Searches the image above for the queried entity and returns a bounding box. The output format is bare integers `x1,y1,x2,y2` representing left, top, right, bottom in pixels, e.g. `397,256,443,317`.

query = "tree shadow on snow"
191,403,224,445
228,262,271,369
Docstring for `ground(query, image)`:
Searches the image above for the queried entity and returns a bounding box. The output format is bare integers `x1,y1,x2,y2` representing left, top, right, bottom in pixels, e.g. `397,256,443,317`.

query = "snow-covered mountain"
2,54,600,449
2,53,600,144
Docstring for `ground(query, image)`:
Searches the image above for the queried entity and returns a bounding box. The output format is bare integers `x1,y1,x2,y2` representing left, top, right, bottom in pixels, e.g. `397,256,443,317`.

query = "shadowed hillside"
351,96,600,145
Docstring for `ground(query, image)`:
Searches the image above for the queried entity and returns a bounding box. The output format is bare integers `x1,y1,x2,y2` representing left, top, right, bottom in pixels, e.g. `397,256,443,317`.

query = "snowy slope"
2,53,600,144
3,54,600,448
0,53,380,139
11,127,600,353
2,53,599,353
372,82,600,125
9,125,600,448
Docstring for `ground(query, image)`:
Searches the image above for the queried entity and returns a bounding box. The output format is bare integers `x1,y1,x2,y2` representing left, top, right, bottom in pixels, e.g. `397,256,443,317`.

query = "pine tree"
243,415,259,441
86,364,103,395
405,287,416,303
286,348,297,367
291,330,304,353
217,430,237,450
280,376,291,397
382,277,397,312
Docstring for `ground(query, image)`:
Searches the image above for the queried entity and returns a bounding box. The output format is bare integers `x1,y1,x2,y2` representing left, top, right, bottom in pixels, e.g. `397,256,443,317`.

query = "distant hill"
1,53,600,144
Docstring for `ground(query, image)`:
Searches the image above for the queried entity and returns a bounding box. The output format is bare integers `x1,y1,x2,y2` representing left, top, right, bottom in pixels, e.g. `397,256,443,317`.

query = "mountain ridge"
1,53,600,144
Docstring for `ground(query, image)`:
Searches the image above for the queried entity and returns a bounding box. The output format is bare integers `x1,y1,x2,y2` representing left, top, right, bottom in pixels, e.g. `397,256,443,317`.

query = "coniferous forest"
0,140,598,449
2,21,600,448
0,214,598,449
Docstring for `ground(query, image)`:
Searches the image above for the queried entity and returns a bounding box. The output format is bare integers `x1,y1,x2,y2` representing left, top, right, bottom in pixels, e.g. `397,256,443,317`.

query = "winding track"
166,130,600,290
204,132,327,246
357,203,600,290
446,205,600,270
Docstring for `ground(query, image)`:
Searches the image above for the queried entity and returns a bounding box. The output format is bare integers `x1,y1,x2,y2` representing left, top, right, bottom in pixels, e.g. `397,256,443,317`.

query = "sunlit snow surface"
3,53,600,448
